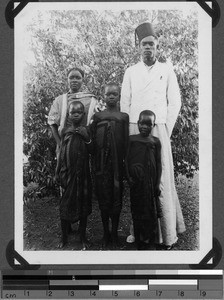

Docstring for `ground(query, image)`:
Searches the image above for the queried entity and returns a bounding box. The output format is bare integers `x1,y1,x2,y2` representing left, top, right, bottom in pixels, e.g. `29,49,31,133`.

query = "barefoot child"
55,101,92,249
91,83,129,248
126,110,162,250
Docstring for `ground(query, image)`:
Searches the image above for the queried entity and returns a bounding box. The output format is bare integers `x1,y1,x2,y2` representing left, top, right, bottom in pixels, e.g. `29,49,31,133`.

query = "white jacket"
121,60,181,137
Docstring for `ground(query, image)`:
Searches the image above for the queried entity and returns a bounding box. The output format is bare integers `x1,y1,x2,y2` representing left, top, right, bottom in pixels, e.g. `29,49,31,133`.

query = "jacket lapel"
138,60,161,86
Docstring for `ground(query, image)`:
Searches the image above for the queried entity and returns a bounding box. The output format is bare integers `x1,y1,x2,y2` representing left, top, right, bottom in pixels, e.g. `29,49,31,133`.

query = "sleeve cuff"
47,116,60,126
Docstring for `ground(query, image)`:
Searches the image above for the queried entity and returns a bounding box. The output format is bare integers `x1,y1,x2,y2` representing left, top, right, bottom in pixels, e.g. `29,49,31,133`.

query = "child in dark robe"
126,110,162,250
55,101,92,249
91,83,129,248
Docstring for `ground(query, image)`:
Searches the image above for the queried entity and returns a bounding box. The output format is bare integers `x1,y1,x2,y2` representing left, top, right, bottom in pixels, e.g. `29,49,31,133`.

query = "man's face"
139,35,158,64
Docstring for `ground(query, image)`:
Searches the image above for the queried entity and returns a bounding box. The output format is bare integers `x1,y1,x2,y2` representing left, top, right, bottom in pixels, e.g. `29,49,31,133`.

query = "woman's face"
68,70,83,93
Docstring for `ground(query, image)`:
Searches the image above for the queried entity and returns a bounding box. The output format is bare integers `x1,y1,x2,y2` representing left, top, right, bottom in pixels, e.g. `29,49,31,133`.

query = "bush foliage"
23,9,198,196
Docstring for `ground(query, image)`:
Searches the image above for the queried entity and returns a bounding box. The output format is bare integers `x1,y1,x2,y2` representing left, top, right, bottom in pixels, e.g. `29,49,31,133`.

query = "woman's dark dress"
58,127,92,222
91,111,129,214
127,134,161,242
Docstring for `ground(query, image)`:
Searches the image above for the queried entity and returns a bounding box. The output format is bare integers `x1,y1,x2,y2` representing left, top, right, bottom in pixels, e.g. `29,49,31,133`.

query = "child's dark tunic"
58,127,92,222
91,111,129,214
127,134,161,242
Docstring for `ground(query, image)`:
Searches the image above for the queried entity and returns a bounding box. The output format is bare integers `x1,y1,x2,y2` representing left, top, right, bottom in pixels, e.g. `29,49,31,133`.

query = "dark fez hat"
135,22,156,45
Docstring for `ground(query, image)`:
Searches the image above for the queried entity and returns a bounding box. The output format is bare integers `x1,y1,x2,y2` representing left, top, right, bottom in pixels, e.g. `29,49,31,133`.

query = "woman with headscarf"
48,67,98,158
48,67,98,247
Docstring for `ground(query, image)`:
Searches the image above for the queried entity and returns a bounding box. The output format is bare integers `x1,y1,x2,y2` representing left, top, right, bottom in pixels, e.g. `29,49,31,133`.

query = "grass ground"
23,174,199,251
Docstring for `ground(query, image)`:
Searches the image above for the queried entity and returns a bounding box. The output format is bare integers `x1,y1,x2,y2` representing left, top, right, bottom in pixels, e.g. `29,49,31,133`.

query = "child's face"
138,114,155,137
104,85,120,108
68,103,84,124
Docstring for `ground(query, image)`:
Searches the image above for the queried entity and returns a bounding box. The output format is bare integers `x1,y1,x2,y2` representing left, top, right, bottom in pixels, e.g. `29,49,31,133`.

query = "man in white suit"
121,23,185,248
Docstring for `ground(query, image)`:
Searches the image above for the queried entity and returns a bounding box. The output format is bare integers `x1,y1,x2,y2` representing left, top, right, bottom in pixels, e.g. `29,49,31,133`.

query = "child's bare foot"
111,235,120,249
102,234,111,248
67,223,73,235
81,238,90,250
68,222,80,235
58,237,68,249
137,241,148,250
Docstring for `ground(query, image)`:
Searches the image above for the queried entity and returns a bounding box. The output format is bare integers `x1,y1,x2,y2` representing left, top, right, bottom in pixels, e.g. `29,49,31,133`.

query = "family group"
48,22,186,251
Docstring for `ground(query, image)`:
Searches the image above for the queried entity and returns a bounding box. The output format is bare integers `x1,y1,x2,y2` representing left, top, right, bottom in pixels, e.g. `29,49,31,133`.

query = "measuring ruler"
1,270,223,299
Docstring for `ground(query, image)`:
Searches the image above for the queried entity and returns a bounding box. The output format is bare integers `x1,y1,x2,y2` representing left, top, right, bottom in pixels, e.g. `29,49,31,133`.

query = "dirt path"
24,174,199,251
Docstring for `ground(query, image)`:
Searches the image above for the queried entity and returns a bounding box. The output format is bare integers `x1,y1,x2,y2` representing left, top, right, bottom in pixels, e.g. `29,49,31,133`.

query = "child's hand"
56,138,61,149
54,173,60,185
128,177,135,187
76,127,91,142
56,143,61,152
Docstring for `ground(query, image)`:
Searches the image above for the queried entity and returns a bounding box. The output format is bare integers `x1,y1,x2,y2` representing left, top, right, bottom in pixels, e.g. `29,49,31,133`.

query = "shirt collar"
68,90,83,95
142,59,157,70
